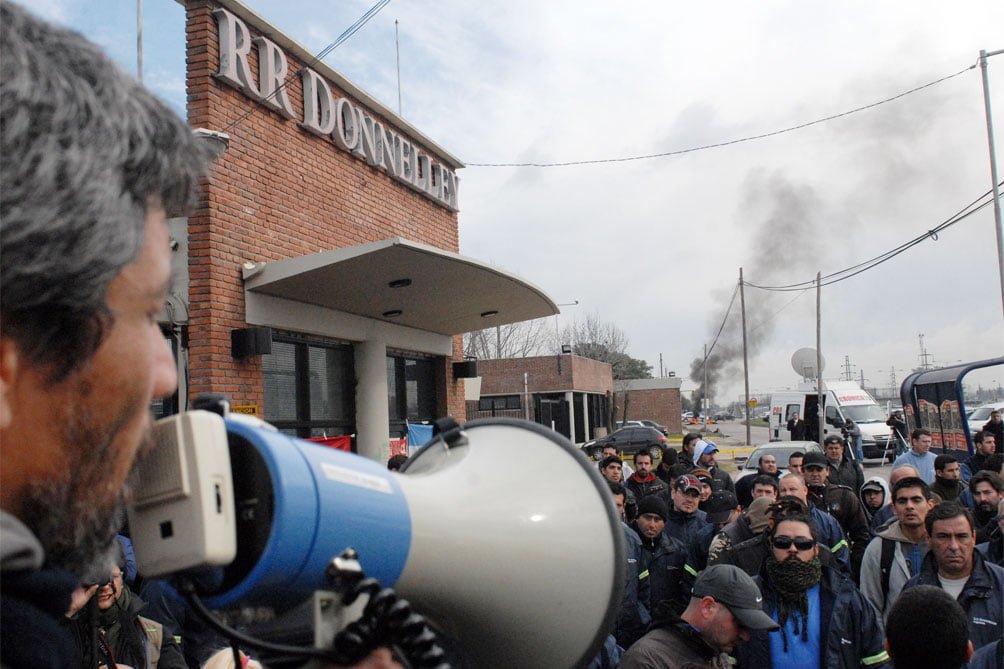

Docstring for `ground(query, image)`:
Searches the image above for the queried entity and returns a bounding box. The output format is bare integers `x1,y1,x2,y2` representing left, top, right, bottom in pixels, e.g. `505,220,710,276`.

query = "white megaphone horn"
128,413,626,669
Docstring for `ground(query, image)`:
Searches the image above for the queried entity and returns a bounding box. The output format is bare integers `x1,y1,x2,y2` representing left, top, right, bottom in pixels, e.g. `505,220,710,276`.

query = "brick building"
470,355,614,444
162,0,555,460
613,378,684,435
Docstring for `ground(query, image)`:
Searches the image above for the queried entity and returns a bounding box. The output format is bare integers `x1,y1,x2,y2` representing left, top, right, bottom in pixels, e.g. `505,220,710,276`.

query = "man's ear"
0,338,21,431
964,640,974,662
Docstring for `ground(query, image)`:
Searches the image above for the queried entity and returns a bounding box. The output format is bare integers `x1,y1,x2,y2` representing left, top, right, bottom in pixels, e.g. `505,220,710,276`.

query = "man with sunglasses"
735,514,890,668
620,564,778,669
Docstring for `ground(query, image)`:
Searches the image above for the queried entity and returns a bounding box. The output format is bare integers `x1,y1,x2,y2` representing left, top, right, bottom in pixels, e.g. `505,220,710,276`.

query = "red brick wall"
185,1,463,419
477,355,613,395
613,389,683,434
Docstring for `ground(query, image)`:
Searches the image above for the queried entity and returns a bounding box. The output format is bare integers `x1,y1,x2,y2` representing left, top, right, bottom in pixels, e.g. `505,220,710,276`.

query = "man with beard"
859,477,935,622
630,496,692,618
976,497,1004,567
969,472,1004,543
734,514,890,668
0,6,398,669
620,564,779,669
931,454,966,502
963,430,998,482
903,503,1004,652
823,434,864,493
802,451,870,578
626,452,669,502
691,439,735,494
983,410,1004,455
777,474,850,573
664,475,711,549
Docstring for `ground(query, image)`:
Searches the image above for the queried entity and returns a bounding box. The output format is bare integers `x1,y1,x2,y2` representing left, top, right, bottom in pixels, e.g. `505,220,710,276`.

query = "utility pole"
816,272,824,444
659,353,664,378
859,369,867,390
740,268,751,446
842,355,855,381
978,49,1004,321
918,334,933,370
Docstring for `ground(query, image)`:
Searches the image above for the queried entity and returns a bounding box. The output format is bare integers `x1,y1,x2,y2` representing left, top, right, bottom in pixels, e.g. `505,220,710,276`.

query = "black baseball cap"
802,451,828,469
704,490,739,525
692,564,779,631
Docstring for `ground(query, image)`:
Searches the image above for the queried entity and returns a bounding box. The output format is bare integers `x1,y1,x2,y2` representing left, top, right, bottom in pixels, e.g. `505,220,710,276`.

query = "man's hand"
65,584,99,618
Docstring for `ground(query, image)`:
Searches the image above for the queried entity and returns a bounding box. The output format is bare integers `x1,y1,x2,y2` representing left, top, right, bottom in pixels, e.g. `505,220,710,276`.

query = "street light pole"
978,48,1004,321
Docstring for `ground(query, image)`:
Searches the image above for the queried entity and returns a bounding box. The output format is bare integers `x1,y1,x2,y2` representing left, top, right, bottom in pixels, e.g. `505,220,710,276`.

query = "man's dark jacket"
903,548,1004,651
626,473,669,502
630,522,692,617
663,504,710,550
734,470,780,508
736,564,890,668
0,513,79,669
807,483,870,577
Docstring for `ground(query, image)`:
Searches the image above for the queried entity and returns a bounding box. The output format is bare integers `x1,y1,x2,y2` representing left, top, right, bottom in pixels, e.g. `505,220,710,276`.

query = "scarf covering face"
765,554,822,651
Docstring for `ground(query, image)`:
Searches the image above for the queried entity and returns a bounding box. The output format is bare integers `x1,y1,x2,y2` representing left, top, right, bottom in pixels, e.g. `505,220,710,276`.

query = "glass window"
264,341,298,422
263,336,354,438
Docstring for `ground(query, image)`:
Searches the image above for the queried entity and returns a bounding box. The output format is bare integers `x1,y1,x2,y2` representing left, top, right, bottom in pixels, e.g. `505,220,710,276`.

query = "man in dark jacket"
786,412,807,440
0,5,209,669
734,453,781,507
620,565,779,669
692,439,735,494
664,475,711,549
976,497,1003,567
903,502,1004,651
970,471,1004,543
931,454,966,501
630,496,692,617
823,435,864,492
626,452,669,502
983,410,1004,455
734,514,890,668
802,451,871,577
963,430,998,482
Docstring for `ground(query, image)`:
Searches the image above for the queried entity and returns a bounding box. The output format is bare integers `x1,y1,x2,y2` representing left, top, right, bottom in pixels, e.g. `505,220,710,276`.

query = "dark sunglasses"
771,535,815,551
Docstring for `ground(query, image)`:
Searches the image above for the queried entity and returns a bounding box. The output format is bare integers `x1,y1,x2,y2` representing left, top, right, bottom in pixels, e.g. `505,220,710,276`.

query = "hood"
860,475,890,509
692,439,718,466
875,519,916,543
0,511,44,572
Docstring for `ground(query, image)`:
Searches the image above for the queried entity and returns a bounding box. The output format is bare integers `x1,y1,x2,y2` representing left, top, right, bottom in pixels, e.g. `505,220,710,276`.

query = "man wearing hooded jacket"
692,440,735,494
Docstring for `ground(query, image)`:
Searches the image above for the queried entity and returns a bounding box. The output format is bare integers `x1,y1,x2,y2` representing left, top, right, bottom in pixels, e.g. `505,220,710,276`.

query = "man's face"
759,455,778,474
602,447,619,461
96,568,125,610
0,206,177,576
601,462,622,483
937,462,961,481
803,465,828,487
912,434,933,455
672,487,700,514
929,515,975,579
698,481,712,502
977,437,996,456
991,411,1002,424
752,483,777,501
636,512,665,540
973,482,1002,513
778,476,807,502
699,451,716,468
612,493,625,518
824,441,843,462
862,489,884,511
703,601,750,654
634,454,652,477
892,486,934,530
787,457,804,475
770,520,819,564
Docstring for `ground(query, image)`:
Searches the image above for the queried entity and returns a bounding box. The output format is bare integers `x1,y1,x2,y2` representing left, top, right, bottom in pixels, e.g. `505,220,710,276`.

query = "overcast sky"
31,0,1004,403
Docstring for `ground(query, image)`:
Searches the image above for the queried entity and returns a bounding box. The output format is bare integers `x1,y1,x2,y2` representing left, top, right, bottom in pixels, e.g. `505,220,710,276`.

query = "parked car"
735,441,822,478
615,419,670,436
967,400,1004,435
581,426,667,460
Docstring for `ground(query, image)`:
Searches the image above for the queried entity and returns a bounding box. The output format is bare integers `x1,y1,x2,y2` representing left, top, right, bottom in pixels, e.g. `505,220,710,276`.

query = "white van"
769,381,895,459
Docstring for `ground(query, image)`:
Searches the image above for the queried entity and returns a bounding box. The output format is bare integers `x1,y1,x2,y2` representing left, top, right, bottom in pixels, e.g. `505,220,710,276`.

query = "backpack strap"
879,538,895,600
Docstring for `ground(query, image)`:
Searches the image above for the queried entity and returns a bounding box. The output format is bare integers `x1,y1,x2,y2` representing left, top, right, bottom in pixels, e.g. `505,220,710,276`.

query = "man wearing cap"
630,496,693,619
891,428,938,484
734,513,891,668
802,451,871,578
665,476,711,550
858,477,889,531
692,440,735,494
823,434,864,493
707,497,773,567
694,492,741,571
620,564,778,669
734,454,781,508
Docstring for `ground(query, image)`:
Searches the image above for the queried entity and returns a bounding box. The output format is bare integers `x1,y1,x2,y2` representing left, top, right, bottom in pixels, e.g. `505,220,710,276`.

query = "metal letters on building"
213,7,459,211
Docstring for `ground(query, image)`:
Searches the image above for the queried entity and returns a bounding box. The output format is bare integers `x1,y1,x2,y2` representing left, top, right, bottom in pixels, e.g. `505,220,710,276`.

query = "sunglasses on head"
771,535,815,551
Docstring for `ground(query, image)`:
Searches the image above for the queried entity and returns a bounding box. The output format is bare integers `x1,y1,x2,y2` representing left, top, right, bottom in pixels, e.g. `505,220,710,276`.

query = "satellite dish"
791,348,825,379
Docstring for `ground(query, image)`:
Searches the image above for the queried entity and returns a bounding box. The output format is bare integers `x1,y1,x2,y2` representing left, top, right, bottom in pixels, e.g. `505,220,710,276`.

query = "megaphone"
127,412,625,668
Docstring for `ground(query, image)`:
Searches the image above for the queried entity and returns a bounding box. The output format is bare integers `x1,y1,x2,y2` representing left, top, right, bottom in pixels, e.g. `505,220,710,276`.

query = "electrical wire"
698,282,739,369
221,0,391,134
743,182,1002,292
466,65,975,168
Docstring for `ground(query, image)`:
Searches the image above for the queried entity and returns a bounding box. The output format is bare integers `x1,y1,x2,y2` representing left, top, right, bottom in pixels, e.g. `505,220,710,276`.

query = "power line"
699,282,740,368
221,0,391,134
744,182,1002,292
466,65,975,168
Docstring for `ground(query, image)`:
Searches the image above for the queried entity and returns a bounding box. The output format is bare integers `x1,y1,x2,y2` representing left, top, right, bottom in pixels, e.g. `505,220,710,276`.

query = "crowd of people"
593,426,1004,668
